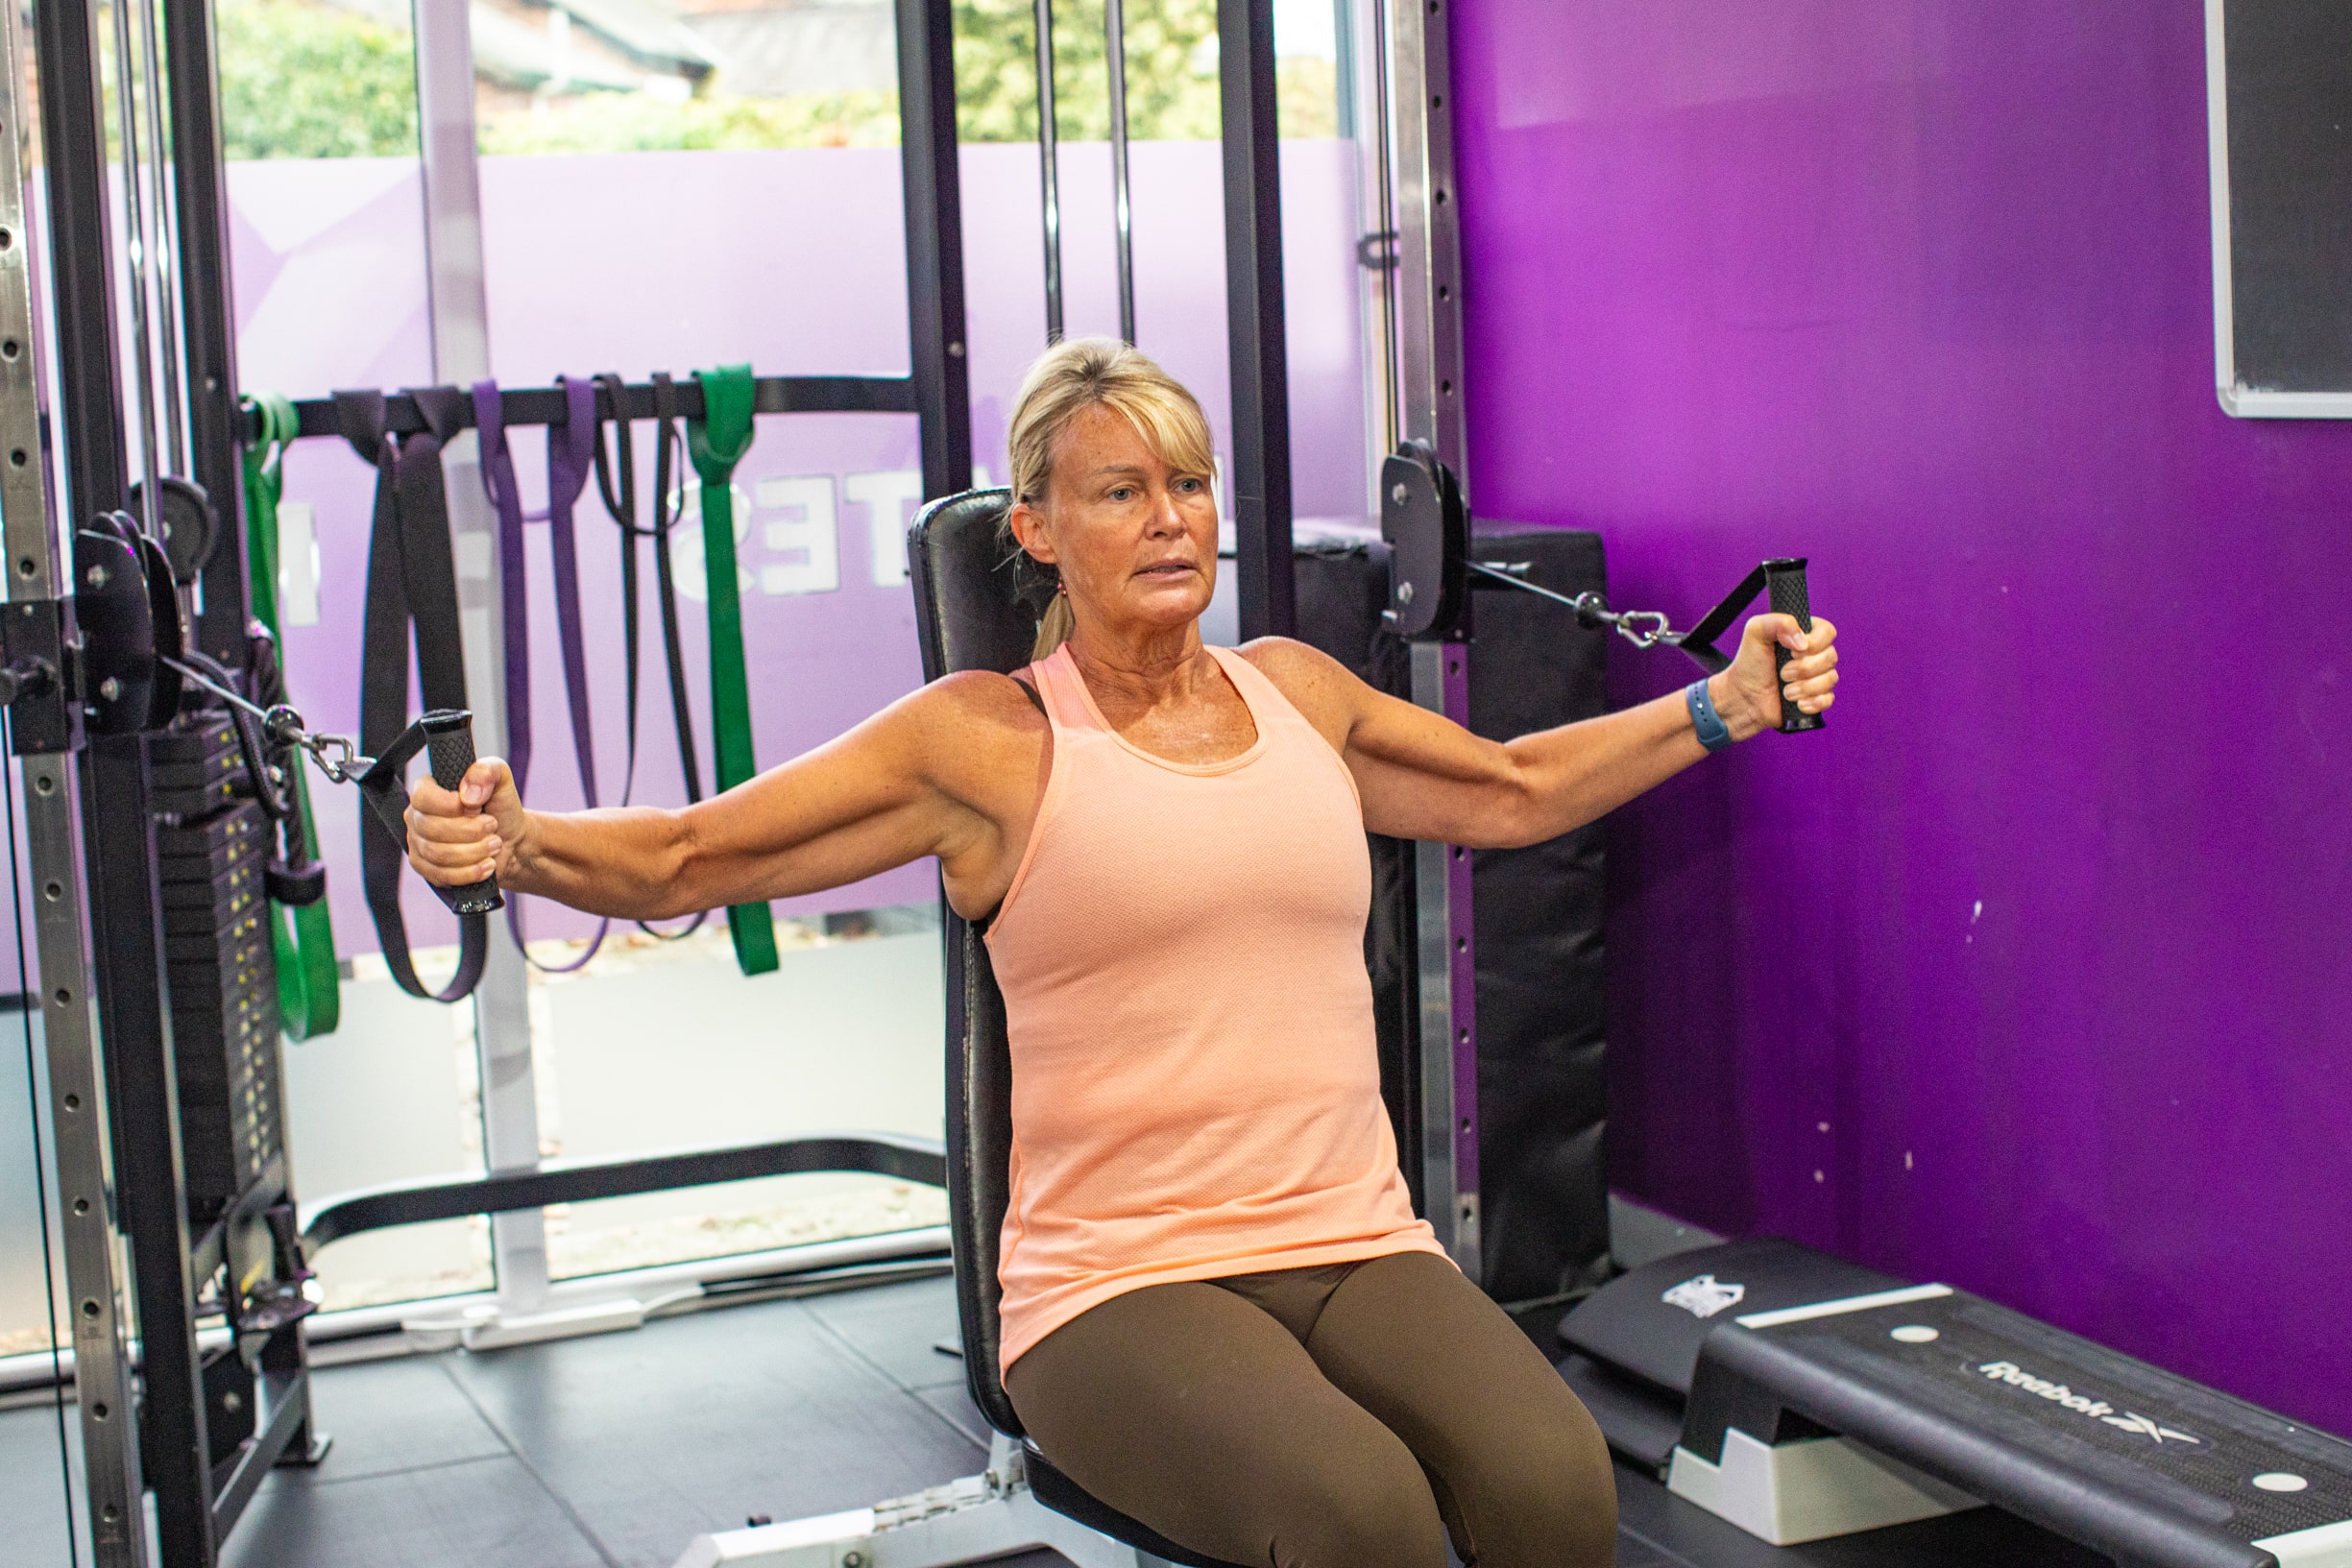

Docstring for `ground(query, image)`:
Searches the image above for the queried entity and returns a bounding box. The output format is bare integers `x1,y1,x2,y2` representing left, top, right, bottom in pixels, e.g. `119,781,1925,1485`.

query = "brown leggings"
1005,1250,1616,1568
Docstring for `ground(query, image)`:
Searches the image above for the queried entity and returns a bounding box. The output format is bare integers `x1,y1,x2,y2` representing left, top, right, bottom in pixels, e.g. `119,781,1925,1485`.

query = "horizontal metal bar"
0,1223,957,1395
300,1134,949,1255
246,374,921,445
208,1368,304,1540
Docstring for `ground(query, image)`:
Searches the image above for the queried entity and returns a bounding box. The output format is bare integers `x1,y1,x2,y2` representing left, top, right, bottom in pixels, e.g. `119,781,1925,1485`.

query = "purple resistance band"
473,375,610,972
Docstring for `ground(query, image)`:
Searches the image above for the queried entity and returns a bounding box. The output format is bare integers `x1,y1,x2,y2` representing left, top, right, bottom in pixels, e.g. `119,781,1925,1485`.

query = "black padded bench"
1561,1239,2352,1568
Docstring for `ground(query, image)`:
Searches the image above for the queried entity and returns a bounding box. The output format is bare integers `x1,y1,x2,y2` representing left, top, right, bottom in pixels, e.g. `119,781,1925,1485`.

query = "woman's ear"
1007,498,1058,567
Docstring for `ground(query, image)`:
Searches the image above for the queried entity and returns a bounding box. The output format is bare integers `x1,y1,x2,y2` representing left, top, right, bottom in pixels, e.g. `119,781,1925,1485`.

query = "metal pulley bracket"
1380,441,1470,640
72,510,182,735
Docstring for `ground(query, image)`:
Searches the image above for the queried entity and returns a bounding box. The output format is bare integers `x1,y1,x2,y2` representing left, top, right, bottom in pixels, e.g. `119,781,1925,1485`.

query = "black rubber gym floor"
1,1274,2102,1567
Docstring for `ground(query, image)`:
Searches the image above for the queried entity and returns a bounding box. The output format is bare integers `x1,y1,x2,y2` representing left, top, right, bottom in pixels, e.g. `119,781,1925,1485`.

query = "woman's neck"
1064,620,1215,712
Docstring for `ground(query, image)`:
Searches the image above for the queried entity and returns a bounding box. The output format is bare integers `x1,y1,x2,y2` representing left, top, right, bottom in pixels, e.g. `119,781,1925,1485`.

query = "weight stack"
152,714,284,1221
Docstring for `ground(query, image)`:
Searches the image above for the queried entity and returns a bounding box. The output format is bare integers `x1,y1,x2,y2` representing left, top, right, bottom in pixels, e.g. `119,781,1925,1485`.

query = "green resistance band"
242,392,342,1038
689,366,778,977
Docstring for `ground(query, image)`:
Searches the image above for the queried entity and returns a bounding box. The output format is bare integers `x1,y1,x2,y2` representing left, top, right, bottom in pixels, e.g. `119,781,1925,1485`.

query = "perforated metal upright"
1387,0,1481,1275
4,0,151,1558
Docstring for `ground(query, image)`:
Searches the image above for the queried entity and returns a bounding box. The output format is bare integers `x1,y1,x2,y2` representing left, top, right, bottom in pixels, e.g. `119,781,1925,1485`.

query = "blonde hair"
1005,337,1217,659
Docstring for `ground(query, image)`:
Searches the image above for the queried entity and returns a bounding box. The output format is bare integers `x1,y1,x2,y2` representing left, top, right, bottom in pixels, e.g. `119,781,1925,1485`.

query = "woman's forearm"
505,805,697,921
1502,674,1757,844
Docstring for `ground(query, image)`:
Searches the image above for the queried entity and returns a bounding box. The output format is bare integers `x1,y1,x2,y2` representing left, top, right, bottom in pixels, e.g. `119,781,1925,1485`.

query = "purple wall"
1452,1,2352,1433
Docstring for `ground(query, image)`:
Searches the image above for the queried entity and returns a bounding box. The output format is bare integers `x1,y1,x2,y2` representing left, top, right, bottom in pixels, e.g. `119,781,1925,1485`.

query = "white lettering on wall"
848,470,924,587
279,500,322,626
755,476,840,596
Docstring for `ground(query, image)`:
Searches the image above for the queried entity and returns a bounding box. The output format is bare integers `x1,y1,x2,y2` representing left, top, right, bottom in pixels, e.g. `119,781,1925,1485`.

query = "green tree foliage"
212,0,1331,159
217,0,420,160
955,0,1222,143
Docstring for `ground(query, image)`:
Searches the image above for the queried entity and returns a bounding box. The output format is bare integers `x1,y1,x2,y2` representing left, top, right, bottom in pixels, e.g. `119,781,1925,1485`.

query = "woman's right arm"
402,673,1042,922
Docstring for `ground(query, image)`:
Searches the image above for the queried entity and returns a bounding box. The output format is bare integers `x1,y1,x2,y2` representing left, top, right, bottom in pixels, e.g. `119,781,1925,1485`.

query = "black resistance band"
338,387,489,1001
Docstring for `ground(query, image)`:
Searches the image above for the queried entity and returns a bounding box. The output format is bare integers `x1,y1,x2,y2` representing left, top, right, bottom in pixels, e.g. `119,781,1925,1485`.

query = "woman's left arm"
1250,613,1837,849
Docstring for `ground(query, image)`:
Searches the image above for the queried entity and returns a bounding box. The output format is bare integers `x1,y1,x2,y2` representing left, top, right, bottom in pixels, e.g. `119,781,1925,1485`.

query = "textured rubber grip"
418,710,504,913
1762,558,1825,733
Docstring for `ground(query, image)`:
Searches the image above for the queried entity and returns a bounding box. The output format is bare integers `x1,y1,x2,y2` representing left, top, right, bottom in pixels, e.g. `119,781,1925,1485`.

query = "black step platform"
1561,1240,2352,1568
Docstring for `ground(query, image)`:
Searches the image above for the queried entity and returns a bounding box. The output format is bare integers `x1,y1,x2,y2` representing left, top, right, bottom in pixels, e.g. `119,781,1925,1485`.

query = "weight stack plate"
154,754,287,1218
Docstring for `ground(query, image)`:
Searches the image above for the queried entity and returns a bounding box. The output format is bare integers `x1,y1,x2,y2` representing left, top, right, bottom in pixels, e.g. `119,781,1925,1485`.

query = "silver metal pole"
412,0,550,1315
0,0,149,1553
1390,0,1479,1278
1105,0,1134,344
1032,0,1063,342
106,0,163,530
134,0,187,475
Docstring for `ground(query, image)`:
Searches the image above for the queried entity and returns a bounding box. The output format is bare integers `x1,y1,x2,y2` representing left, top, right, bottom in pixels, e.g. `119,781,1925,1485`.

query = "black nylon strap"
593,372,706,941
1667,563,1771,674
340,386,487,1002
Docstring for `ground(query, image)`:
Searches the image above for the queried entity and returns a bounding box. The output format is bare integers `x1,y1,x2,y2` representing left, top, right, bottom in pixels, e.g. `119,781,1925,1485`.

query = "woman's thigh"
1304,1251,1618,1568
1006,1279,1448,1568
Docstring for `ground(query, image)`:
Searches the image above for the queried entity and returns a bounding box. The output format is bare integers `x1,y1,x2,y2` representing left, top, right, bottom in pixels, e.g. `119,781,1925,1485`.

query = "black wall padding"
1465,531,1612,1304
1291,532,1612,1304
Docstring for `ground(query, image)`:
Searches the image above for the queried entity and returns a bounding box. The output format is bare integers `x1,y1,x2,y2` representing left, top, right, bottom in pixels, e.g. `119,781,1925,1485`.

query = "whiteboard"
2207,0,2352,417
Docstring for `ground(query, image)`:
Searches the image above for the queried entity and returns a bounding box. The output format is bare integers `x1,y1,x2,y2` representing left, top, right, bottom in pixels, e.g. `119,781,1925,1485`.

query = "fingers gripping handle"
420,712,505,914
1763,558,1825,734
357,709,505,917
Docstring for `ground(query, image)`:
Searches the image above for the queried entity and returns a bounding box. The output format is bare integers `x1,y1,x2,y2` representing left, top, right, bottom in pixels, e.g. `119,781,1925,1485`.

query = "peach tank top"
984,643,1443,1372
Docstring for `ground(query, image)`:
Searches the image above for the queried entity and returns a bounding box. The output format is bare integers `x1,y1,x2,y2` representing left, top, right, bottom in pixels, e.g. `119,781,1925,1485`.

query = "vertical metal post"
1389,0,1477,1275
164,0,258,658
2,8,148,1557
897,0,973,499
1105,0,1135,344
412,0,548,1315
135,0,189,476
1218,0,1295,639
1031,0,1063,342
106,0,165,527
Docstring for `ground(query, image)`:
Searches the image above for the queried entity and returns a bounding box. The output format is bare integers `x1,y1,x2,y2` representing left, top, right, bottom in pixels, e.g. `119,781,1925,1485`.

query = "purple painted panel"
228,141,1370,950
1452,0,2352,1432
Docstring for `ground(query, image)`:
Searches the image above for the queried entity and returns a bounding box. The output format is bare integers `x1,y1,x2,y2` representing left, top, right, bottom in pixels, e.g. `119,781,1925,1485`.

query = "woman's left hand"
1714,614,1839,740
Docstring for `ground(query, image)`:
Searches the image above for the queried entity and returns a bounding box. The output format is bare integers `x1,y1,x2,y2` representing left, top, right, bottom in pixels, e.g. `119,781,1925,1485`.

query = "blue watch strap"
1686,678,1734,753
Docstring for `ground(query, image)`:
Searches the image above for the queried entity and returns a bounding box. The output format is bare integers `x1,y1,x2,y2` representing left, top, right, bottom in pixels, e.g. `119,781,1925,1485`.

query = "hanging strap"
339,386,487,1003
240,392,339,1039
594,373,708,941
472,380,534,798
473,377,613,973
689,364,776,977
546,375,602,807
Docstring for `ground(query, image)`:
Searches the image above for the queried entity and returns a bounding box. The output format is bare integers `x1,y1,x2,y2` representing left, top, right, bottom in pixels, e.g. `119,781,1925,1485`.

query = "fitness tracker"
1685,678,1734,753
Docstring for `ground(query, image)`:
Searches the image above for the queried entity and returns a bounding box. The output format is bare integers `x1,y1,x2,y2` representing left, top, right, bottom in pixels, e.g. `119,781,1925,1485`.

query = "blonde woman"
407,338,1839,1567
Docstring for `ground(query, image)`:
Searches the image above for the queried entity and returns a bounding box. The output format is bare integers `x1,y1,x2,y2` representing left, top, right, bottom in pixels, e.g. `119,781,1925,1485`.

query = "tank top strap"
1022,644,1097,736
1203,645,1316,740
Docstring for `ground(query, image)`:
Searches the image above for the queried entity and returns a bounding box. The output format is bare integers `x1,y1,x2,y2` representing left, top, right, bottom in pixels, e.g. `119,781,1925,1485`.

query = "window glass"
215,0,494,1312
469,0,946,1280
0,1007,81,1562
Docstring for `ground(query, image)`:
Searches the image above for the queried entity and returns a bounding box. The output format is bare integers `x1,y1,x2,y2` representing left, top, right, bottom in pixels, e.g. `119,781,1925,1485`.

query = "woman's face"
1009,403,1219,641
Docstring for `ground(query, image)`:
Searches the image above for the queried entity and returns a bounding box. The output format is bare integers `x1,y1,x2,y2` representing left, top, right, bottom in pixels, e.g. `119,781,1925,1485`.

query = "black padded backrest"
906,489,1039,1437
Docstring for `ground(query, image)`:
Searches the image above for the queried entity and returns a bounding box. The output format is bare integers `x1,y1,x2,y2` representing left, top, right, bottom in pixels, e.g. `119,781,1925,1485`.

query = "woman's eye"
1174,476,1202,494
1107,486,1136,501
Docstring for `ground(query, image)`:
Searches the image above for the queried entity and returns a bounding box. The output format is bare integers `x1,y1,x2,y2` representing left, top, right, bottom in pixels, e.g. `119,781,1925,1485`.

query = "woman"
408,339,1838,1568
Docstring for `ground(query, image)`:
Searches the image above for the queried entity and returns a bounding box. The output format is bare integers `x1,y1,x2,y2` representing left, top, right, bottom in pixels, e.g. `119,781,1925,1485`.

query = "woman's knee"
1462,1395,1618,1568
1273,1437,1447,1568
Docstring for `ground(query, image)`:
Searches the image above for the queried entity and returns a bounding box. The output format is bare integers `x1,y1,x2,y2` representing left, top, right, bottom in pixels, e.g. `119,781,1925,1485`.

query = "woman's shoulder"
909,667,1052,735
1228,638,1366,752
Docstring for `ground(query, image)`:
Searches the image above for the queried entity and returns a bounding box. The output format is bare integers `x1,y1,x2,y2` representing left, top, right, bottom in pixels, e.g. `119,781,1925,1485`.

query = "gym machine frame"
7,2,976,1566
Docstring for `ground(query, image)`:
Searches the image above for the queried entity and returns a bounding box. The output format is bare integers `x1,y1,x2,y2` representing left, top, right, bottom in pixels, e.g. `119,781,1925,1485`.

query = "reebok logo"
1661,1275,1746,1319
1976,1362,2201,1445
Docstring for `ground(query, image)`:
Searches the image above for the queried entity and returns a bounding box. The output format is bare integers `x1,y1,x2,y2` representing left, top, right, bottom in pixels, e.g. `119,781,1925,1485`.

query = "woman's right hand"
405,758,525,889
